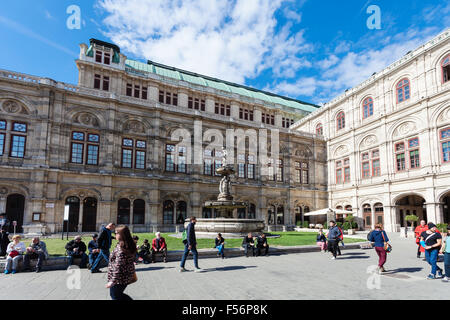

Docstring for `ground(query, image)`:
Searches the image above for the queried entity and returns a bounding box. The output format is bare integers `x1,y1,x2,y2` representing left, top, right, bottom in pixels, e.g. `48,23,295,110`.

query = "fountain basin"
185,218,265,237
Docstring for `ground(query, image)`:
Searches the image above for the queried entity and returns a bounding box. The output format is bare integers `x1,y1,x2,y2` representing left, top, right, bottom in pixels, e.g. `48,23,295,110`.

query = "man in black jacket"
327,221,342,260
179,216,201,272
91,223,115,273
0,227,9,257
256,233,269,256
88,234,100,269
242,233,255,257
65,235,88,268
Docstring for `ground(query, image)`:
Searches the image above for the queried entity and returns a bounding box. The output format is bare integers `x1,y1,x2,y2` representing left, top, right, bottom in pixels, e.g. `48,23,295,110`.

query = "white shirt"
6,242,25,255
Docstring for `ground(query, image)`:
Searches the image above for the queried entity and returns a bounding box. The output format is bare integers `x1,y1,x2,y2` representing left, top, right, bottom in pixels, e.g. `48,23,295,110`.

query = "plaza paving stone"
0,233,447,300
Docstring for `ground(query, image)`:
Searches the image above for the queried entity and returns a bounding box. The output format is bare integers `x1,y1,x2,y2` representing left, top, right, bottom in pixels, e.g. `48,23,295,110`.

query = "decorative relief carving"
295,147,312,158
0,187,8,195
124,120,145,134
361,135,378,148
437,107,450,125
334,145,349,157
2,100,27,114
393,121,417,138
74,113,99,127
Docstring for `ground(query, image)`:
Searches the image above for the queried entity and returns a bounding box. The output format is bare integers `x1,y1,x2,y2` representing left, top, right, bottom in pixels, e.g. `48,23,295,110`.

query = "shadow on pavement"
339,252,366,256
384,267,423,274
336,255,370,260
136,266,175,272
204,265,257,272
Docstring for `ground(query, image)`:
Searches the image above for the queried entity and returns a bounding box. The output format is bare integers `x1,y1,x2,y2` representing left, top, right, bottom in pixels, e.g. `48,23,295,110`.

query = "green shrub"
342,222,351,230
336,222,343,228
302,221,309,228
296,221,302,227
352,222,358,229
437,223,448,234
323,222,328,229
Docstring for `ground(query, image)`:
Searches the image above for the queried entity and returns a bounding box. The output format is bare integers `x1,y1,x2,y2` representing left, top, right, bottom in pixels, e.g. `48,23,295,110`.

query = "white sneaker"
331,257,336,260
194,268,202,273
179,267,187,272
442,276,449,282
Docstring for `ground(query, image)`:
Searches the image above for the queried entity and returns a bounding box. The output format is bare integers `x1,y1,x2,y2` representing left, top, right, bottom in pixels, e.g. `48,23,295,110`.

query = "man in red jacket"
415,220,428,258
151,232,167,263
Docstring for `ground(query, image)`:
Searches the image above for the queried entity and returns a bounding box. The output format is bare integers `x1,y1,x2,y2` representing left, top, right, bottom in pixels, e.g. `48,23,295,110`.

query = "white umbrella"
304,208,353,217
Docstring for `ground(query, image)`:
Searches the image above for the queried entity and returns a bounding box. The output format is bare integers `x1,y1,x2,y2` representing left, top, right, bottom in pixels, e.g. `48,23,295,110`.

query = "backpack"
181,230,187,244
337,227,344,240
367,230,373,241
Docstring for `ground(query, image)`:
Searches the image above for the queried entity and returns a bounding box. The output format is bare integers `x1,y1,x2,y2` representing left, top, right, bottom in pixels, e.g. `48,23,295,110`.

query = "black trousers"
151,248,167,262
328,240,339,258
243,244,255,256
110,284,132,301
256,245,269,256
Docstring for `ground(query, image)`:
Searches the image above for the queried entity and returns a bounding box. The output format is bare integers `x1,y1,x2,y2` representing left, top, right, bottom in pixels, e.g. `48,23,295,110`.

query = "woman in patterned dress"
106,226,137,300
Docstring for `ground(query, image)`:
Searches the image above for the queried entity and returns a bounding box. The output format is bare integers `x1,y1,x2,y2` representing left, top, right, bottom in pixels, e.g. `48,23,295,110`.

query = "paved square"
0,234,447,300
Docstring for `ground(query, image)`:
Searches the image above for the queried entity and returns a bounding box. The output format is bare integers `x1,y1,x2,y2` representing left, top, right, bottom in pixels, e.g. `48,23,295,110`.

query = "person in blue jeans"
440,225,450,282
91,223,115,273
420,222,443,280
179,216,201,272
88,234,100,269
214,233,225,259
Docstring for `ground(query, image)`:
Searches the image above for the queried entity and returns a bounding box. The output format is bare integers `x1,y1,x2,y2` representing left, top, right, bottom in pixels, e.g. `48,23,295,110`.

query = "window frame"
440,127,450,163
396,78,411,104
441,54,450,84
362,97,374,119
9,134,27,159
336,111,345,131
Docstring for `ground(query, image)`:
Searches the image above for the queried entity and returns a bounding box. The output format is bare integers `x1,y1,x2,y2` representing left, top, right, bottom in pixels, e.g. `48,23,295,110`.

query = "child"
317,228,327,252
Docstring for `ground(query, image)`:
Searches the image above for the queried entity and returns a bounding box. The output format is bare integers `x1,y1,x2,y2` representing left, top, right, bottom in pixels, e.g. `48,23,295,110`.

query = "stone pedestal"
22,223,48,236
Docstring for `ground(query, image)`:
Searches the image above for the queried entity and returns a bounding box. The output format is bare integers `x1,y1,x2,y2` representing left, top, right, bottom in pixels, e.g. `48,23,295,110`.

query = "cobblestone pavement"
0,234,447,300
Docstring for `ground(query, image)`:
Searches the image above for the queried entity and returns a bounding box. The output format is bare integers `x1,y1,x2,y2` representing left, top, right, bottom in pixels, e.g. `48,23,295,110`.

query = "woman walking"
369,224,390,273
440,225,450,282
106,226,137,300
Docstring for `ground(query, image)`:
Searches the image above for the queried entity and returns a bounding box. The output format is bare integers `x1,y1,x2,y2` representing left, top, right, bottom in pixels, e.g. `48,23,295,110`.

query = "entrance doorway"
6,194,25,233
441,192,450,224
395,195,426,228
82,197,97,232
65,196,80,232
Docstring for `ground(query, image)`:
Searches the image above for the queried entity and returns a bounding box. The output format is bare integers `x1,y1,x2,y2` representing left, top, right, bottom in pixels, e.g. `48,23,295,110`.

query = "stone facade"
0,40,327,235
294,28,450,232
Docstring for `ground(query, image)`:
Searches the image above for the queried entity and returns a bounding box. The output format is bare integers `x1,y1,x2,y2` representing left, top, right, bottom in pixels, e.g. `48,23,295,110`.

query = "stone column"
206,96,215,114
78,201,84,233
149,85,159,102
178,90,188,108
424,202,440,224
0,196,6,213
384,205,396,232
370,204,375,230
231,102,240,119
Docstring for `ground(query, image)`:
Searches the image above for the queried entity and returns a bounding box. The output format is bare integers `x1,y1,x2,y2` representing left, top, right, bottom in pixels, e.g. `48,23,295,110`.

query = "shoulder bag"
381,231,392,253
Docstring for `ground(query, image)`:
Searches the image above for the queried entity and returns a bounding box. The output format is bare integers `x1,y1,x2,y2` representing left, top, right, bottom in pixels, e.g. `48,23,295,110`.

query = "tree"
344,214,355,230
404,215,419,238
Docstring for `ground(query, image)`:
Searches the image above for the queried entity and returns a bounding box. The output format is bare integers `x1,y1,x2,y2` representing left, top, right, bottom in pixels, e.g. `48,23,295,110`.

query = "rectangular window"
214,161,222,176
247,164,255,179
95,51,102,63
194,98,200,110
362,162,370,178
122,149,133,168
86,145,99,165
173,94,178,106
215,103,219,114
126,84,132,97
344,167,350,182
396,153,406,171
134,85,140,98
238,163,246,178
135,150,146,169
165,144,175,172
159,91,165,103
0,120,6,130
142,87,147,100
204,159,212,175
372,159,380,176
409,149,420,168
276,159,283,182
302,164,309,184
271,115,275,126
336,168,342,184
71,143,83,164
103,52,111,65
188,97,193,109
102,76,109,91
88,134,99,143
442,141,450,163
94,74,101,89
10,135,26,158
0,133,4,156
201,100,205,111
13,123,27,132
178,155,186,173
165,92,172,105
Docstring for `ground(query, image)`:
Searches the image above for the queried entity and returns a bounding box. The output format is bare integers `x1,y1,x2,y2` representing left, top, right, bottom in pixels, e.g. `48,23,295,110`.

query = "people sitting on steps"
65,235,88,268
242,232,255,257
23,237,48,273
256,233,269,256
152,232,167,263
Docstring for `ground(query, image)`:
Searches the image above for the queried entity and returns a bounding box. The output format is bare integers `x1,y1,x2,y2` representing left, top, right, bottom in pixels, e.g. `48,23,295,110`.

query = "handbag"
129,272,138,285
9,250,19,258
381,231,392,253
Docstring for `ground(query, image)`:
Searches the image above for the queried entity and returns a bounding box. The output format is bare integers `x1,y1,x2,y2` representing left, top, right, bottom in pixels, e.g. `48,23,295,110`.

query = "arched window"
238,208,246,219
362,97,374,119
176,201,187,224
442,54,450,83
267,206,275,225
163,200,174,224
117,198,131,224
396,78,410,103
316,123,323,135
133,199,145,225
336,112,345,131
248,203,256,219
345,205,352,212
336,206,343,210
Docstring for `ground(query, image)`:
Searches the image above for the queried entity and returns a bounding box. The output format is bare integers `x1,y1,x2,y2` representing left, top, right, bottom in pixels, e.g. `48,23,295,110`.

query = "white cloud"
97,0,310,84
317,54,339,70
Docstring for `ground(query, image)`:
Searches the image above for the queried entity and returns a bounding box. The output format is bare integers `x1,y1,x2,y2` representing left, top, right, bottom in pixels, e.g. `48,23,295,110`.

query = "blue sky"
0,0,448,105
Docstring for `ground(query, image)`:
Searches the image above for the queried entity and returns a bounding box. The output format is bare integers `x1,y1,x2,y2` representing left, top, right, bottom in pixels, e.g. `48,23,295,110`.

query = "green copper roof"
125,59,319,113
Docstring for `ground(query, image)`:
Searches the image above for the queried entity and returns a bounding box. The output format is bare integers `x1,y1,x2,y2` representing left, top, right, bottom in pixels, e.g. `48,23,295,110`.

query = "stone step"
0,242,366,272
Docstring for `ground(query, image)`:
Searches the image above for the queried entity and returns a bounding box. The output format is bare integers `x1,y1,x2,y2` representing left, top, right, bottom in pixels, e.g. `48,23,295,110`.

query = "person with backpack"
214,233,225,259
179,216,201,272
369,224,390,273
420,222,443,280
336,225,344,256
327,221,341,260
